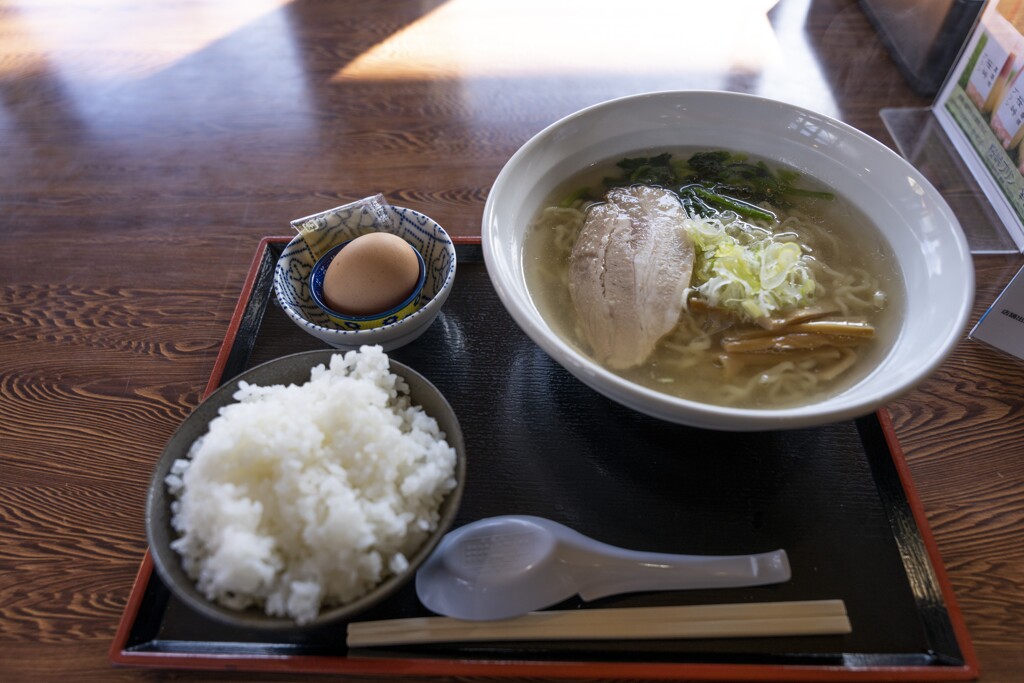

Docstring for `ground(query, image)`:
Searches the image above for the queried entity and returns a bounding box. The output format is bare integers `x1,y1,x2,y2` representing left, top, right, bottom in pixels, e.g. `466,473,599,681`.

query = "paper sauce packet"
291,194,395,261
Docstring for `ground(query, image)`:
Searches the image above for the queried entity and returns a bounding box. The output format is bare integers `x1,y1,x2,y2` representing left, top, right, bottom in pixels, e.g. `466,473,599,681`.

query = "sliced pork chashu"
568,186,694,369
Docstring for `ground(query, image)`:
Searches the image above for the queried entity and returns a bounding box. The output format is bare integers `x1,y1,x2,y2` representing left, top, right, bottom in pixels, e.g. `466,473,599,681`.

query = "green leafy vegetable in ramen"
679,184,776,223
594,150,834,209
605,152,678,187
682,150,835,206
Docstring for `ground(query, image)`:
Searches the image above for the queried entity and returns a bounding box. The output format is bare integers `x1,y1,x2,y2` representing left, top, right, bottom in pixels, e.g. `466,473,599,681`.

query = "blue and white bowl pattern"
274,204,456,351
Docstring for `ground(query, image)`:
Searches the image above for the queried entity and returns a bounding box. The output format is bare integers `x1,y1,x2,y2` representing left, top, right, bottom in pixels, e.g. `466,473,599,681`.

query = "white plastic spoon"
415,515,791,621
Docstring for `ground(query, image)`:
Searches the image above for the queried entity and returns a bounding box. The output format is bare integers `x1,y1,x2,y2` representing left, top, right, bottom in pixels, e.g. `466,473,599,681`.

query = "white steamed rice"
164,345,457,625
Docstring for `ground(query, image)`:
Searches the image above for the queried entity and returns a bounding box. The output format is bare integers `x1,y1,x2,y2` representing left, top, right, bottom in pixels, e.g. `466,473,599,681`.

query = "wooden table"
2,0,1022,680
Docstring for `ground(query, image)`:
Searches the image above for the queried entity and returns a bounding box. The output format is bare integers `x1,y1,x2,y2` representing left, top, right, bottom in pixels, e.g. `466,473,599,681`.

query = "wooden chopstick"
346,599,850,647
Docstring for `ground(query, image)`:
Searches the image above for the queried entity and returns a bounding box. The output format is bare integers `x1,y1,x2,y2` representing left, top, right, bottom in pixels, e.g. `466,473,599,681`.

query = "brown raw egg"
322,232,421,316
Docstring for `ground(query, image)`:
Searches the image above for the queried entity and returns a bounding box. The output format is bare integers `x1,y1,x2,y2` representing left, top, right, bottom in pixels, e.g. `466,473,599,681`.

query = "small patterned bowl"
275,205,456,351
309,240,427,330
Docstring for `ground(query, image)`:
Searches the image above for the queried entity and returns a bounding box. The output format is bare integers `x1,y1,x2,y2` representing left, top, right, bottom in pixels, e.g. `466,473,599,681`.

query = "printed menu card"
970,264,1024,361
935,0,1024,251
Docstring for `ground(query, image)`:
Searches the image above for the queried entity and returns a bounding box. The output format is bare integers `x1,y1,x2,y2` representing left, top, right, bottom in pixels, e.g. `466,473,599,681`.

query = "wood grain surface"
2,0,1022,681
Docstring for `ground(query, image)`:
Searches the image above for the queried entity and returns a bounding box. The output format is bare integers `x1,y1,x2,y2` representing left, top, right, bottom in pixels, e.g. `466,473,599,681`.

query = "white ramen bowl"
482,91,974,431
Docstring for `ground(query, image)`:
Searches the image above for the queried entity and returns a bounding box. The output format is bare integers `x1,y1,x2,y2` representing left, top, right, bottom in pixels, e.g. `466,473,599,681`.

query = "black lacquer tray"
110,237,978,680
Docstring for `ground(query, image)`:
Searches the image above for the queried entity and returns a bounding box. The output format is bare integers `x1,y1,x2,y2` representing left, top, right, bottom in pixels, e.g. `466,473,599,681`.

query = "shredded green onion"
684,214,817,320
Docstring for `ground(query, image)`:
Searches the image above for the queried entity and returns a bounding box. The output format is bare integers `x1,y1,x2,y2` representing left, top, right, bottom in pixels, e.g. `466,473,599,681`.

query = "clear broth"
523,148,904,410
